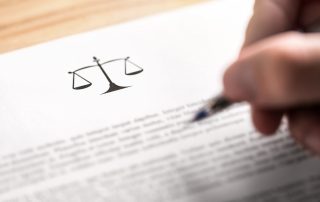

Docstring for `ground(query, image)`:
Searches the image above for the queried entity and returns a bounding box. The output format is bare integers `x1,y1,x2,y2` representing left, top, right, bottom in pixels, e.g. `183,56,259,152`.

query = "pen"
191,95,233,122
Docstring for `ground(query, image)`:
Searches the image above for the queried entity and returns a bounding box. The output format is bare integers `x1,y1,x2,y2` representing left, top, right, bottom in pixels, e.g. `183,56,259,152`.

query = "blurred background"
0,0,207,53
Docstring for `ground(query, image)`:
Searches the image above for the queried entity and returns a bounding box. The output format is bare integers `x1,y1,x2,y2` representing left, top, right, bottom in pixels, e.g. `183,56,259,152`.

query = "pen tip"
190,110,209,123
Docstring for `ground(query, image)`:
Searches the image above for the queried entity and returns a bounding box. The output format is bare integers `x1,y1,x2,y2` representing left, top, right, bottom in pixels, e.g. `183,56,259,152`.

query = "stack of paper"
0,0,319,201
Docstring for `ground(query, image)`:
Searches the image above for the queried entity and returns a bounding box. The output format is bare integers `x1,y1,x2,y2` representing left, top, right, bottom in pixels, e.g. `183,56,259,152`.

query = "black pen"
191,95,233,122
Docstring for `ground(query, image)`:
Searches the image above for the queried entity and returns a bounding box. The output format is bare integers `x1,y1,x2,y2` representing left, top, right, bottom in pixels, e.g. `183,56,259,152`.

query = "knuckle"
254,45,301,104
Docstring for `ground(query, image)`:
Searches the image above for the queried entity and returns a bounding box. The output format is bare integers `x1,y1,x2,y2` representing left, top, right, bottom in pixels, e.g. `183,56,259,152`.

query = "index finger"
243,0,300,47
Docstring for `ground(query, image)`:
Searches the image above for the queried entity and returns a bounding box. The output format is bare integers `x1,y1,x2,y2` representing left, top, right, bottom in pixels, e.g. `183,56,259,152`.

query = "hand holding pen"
193,0,320,155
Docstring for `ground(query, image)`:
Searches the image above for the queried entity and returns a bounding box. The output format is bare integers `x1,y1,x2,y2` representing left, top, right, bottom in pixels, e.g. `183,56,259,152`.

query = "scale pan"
74,83,92,90
125,60,143,75
126,69,143,75
71,72,93,90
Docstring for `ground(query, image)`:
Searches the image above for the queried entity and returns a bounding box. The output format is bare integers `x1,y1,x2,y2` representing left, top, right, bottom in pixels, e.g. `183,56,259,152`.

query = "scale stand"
102,82,129,94
93,56,129,94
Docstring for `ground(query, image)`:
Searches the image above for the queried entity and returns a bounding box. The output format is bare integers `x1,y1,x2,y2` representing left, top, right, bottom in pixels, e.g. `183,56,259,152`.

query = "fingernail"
224,63,256,101
305,133,320,154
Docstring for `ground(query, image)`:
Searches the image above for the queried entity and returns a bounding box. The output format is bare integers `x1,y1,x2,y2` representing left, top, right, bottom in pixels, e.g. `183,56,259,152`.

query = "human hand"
223,0,320,154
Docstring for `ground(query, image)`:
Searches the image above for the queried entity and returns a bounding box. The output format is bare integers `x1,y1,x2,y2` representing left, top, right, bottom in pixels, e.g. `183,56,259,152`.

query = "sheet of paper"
0,0,319,201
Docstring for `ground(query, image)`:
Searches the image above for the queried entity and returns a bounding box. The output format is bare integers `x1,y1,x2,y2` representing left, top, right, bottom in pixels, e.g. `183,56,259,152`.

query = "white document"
0,0,319,201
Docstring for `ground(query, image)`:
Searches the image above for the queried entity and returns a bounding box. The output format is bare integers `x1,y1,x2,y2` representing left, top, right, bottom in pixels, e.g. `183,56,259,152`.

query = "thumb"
224,32,320,108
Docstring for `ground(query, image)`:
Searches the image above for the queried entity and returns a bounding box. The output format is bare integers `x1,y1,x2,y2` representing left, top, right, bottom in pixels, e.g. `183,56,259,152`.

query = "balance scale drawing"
68,56,143,94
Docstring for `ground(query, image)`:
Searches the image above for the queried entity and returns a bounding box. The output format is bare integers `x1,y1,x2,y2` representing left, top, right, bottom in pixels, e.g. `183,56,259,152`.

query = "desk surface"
0,0,205,53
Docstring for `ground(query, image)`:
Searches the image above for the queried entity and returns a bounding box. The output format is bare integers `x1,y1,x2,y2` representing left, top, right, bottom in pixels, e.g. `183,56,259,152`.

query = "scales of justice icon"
68,56,143,94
